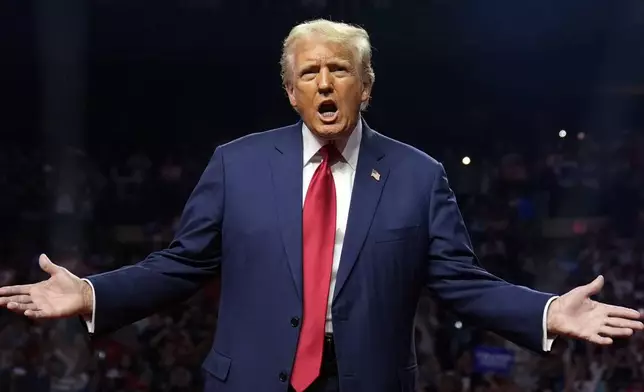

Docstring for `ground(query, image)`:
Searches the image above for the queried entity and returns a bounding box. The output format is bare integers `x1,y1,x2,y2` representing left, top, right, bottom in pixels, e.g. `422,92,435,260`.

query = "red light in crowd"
572,220,588,235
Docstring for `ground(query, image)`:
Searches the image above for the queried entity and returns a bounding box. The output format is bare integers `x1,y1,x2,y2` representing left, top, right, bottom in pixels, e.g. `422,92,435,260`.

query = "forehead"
291,38,354,66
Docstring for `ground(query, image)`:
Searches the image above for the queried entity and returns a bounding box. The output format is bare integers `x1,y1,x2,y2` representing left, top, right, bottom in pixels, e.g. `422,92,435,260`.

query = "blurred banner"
472,345,515,376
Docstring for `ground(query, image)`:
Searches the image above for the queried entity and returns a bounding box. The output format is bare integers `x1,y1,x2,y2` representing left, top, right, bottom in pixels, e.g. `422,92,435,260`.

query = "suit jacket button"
290,317,300,327
279,372,288,382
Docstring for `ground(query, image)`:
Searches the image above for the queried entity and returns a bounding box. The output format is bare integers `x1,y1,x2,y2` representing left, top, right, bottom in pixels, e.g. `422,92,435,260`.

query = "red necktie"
291,144,338,392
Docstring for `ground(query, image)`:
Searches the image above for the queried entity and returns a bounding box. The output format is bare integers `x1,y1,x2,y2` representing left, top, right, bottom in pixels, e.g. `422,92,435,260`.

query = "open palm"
0,254,88,319
548,275,644,345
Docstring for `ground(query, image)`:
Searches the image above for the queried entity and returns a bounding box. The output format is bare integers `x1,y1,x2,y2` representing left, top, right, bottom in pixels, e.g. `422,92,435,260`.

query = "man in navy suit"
1,19,643,392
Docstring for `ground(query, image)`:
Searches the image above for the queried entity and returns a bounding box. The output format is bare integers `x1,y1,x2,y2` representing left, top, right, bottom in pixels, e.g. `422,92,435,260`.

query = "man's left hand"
547,275,644,345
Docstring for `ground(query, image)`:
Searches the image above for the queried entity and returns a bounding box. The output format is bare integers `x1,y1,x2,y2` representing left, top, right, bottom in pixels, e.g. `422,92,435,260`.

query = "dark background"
3,0,644,150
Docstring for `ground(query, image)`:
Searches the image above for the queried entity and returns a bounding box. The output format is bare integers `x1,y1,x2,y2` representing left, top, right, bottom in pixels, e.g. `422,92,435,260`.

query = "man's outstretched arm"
424,163,642,352
0,146,226,336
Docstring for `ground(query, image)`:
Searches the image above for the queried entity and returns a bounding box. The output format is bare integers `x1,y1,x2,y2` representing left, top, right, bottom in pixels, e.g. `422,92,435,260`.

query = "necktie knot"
320,143,341,165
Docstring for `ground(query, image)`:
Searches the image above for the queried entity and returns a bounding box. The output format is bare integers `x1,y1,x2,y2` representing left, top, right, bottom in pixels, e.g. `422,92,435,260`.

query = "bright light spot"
462,156,471,165
577,132,585,140
559,130,567,138
455,321,463,329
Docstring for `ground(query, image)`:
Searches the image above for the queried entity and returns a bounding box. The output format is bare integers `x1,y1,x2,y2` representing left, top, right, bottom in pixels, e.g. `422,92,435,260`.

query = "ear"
360,82,372,108
285,83,298,109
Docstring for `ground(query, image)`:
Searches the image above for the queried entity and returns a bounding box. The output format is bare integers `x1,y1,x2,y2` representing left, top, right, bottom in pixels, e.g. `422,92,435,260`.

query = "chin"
311,122,350,140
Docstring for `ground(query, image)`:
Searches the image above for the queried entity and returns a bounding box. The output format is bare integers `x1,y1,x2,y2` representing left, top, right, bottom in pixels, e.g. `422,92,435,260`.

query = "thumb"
583,275,604,297
39,254,60,276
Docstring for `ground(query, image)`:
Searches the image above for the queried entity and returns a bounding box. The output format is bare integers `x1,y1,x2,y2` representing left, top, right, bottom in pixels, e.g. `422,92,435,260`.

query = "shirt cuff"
81,278,96,334
542,295,559,352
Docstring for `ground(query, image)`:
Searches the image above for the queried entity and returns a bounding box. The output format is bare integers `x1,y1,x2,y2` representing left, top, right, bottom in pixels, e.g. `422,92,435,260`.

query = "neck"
308,127,353,152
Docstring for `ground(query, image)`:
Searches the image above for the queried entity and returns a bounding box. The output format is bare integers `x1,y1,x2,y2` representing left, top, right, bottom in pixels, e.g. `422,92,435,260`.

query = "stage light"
577,132,585,140
462,156,471,165
454,321,463,329
559,130,567,138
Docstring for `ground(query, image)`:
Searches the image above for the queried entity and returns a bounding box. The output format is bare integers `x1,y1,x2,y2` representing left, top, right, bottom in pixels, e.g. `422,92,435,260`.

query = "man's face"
286,37,371,140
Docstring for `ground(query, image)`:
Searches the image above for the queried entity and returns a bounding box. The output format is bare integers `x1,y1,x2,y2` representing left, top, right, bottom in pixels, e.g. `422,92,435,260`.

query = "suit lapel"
333,122,389,302
270,122,304,301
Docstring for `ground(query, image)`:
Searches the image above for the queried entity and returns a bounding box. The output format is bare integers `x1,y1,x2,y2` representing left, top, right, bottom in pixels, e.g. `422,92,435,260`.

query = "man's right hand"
0,254,93,319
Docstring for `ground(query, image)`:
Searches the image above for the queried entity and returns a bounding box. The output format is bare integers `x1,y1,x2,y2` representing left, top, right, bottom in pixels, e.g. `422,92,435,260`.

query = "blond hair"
280,19,375,109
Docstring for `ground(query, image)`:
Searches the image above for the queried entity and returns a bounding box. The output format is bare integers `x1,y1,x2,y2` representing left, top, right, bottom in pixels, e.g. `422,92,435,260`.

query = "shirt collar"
302,118,362,170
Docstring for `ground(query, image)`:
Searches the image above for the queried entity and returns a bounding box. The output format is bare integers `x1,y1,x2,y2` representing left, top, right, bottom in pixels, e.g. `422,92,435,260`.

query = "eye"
329,64,350,75
300,67,318,80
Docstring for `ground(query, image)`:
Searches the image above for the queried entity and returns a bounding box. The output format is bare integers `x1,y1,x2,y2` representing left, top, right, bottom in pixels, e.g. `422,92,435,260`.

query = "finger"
0,295,32,306
599,326,633,338
606,317,644,330
589,335,613,345
39,254,60,276
24,309,51,318
606,305,641,320
0,284,33,296
583,275,604,296
6,302,39,312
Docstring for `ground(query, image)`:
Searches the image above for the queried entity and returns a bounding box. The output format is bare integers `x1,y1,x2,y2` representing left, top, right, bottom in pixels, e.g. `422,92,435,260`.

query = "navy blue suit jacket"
87,120,553,392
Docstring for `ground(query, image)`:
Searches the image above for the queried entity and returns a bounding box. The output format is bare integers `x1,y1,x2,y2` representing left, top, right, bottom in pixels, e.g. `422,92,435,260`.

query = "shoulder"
369,128,444,176
214,122,300,160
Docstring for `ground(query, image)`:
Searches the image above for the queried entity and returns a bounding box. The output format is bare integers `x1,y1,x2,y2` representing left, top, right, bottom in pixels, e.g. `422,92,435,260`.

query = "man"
1,19,642,392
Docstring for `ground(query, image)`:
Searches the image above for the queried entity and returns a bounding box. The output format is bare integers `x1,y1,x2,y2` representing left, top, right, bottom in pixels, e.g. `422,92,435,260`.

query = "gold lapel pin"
371,169,380,181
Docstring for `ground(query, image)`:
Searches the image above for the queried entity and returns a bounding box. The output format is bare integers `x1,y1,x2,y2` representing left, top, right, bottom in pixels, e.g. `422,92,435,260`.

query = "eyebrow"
299,59,353,70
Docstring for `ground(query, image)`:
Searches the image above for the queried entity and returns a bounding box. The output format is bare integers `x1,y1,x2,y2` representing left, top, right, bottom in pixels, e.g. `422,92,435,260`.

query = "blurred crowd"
0,130,643,392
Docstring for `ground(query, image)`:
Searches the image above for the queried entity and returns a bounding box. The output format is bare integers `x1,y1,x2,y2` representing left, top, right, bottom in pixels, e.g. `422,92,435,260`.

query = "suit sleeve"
85,147,225,336
425,163,554,353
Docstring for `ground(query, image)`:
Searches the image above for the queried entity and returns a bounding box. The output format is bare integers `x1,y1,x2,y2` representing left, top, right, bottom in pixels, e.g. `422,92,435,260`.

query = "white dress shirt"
85,119,556,350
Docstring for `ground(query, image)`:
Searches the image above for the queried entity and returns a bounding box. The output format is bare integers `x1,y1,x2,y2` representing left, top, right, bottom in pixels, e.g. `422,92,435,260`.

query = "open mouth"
317,101,338,121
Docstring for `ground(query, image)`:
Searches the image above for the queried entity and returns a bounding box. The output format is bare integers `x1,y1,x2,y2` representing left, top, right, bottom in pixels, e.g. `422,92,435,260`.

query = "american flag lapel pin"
371,169,380,181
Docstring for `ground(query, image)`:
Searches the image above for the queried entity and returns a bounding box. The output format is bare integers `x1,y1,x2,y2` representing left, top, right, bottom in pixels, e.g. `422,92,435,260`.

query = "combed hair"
280,19,375,110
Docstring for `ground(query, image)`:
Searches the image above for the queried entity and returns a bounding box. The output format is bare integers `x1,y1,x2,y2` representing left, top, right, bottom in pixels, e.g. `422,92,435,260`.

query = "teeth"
321,111,336,118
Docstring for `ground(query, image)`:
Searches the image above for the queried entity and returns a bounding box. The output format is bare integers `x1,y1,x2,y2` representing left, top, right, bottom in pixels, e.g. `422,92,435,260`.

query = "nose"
316,68,333,94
